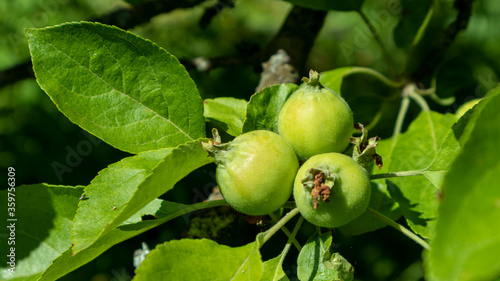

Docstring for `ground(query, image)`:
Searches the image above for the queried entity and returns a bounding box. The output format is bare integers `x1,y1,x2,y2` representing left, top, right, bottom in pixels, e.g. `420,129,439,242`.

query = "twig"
198,0,235,29
370,170,424,180
0,0,208,88
263,6,328,78
0,61,33,88
255,49,299,92
184,5,328,82
91,0,207,30
2,3,328,90
366,207,430,250
357,9,398,77
411,0,476,81
392,84,412,146
268,212,302,251
260,208,299,247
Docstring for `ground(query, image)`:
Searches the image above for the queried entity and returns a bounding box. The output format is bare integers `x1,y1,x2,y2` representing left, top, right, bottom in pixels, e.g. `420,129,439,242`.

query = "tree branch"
90,0,206,30
0,0,208,88
182,5,328,83
1,2,328,90
263,6,328,78
0,61,33,88
198,0,235,29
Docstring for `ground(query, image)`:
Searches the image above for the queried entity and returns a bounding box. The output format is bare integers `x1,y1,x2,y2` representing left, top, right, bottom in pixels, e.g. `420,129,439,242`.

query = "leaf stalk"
365,207,430,250
370,170,425,180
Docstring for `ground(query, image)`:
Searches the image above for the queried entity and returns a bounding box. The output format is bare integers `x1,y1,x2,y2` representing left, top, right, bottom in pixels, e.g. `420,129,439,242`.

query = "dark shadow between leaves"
0,184,83,276
308,234,321,281
117,200,221,233
12,185,55,262
452,105,474,141
339,181,402,236
386,180,431,227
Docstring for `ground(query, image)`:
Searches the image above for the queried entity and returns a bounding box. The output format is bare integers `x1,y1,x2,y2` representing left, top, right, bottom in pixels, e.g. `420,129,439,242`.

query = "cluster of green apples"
211,70,371,228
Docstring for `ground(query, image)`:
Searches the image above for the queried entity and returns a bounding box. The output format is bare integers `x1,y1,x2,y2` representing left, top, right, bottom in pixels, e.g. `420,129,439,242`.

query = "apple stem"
365,207,430,250
370,170,424,180
392,86,411,144
268,212,303,251
259,208,299,248
302,69,322,88
279,216,304,258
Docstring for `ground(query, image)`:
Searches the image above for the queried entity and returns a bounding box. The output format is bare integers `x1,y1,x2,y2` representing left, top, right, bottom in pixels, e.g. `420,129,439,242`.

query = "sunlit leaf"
261,255,290,281
133,239,263,281
26,22,205,154
297,231,354,281
204,97,247,136
242,84,298,133
71,140,213,253
425,87,500,281
39,199,226,281
280,0,364,11
387,111,457,238
0,184,83,280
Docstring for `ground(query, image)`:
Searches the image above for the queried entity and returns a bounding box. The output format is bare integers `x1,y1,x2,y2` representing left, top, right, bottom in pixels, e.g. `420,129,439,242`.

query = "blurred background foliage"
1,0,499,280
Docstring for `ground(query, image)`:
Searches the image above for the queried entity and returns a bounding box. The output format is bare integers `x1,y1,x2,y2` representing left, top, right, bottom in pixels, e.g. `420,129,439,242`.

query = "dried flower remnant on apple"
294,153,371,228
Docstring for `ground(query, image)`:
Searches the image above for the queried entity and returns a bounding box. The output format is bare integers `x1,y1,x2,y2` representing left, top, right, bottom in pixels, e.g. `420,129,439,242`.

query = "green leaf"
242,84,298,133
385,111,458,238
203,97,247,136
425,87,500,281
320,66,401,94
424,100,487,185
41,199,225,280
0,185,221,281
320,67,400,126
280,0,364,11
133,239,263,281
371,96,489,239
25,22,205,154
320,67,356,94
39,199,227,280
261,255,290,281
0,184,83,281
71,140,213,253
340,129,402,236
297,231,354,281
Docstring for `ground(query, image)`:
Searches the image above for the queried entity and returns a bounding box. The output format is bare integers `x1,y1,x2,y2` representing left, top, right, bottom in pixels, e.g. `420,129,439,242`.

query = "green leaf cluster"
5,2,500,278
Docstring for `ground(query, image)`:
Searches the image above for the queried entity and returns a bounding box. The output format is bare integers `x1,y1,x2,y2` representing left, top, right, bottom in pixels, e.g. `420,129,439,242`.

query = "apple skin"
294,152,370,228
278,72,353,161
215,130,299,216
